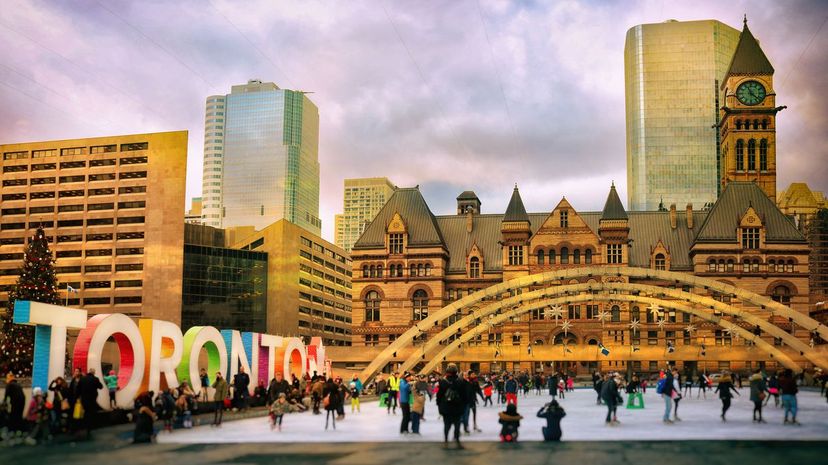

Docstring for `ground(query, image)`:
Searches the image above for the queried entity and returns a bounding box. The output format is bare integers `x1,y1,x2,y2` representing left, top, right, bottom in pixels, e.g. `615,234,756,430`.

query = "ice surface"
158,388,828,443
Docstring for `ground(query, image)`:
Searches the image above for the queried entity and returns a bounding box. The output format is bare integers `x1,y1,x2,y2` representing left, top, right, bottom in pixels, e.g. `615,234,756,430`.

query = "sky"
1,0,826,242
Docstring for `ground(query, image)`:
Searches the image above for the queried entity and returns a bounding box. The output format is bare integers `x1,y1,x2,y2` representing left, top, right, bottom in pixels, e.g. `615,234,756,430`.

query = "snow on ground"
158,388,828,443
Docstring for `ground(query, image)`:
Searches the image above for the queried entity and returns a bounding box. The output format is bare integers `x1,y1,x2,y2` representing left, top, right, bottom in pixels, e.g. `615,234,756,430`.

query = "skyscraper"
625,20,740,211
201,80,321,234
334,177,396,252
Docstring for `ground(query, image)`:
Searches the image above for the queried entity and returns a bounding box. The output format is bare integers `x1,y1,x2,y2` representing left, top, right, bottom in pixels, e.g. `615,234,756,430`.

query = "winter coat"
498,406,523,441
436,374,467,418
212,378,229,401
661,374,675,396
270,399,288,416
4,380,25,421
600,378,618,404
715,376,738,399
399,378,411,404
233,372,250,396
78,373,103,412
323,381,341,411
537,404,566,439
749,373,767,402
267,379,290,404
504,378,518,394
388,375,400,392
48,380,69,410
133,406,156,443
376,379,388,395
104,374,118,390
412,390,426,415
779,375,798,395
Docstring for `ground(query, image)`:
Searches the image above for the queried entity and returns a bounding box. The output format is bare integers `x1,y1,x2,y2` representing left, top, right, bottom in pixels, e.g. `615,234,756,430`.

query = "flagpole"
65,283,69,307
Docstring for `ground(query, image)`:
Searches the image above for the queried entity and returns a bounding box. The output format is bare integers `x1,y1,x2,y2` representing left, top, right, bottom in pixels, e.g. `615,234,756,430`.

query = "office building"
185,197,203,224
200,80,321,235
0,131,187,323
334,177,396,252
625,20,740,211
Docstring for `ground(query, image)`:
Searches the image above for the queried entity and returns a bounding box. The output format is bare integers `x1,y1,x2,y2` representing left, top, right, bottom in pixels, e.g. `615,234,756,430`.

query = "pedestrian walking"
537,399,566,441
714,372,740,422
437,363,467,449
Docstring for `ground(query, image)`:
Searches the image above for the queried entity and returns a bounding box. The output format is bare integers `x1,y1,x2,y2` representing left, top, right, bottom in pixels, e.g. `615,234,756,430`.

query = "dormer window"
469,257,480,278
741,228,760,249
389,233,404,254
654,253,666,270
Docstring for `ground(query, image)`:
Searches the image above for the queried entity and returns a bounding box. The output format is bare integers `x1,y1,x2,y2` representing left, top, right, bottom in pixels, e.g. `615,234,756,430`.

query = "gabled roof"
601,183,628,220
503,186,529,223
695,182,804,243
352,187,445,250
723,19,774,82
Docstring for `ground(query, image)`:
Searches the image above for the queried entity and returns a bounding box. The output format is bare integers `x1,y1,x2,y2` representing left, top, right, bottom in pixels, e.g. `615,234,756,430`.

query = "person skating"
779,369,800,425
683,372,693,398
498,402,523,442
600,373,620,426
714,371,740,422
270,393,288,431
323,378,341,430
766,373,780,407
697,372,709,399
482,378,494,407
593,371,603,405
437,363,467,449
349,381,361,413
211,371,229,427
671,368,683,421
399,372,412,434
311,376,325,414
462,371,483,433
749,369,768,423
387,372,400,414
657,369,675,424
537,399,566,441
504,374,518,405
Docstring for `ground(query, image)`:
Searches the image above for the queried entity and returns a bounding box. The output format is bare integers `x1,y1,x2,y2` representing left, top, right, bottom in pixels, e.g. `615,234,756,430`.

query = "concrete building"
200,80,321,235
185,197,203,224
334,177,396,252
0,131,187,323
625,20,740,211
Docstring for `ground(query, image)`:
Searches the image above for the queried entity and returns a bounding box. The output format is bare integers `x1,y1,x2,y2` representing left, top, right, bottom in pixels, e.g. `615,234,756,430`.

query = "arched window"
397,264,403,277
786,259,795,273
751,259,760,273
736,140,744,171
553,332,577,345
377,264,383,278
631,306,640,321
742,258,750,273
726,259,734,272
469,257,480,278
717,259,725,273
761,119,768,130
735,120,742,130
654,253,666,270
537,249,545,265
365,291,381,322
748,139,756,171
611,305,621,322
561,247,569,264
412,289,428,321
369,265,376,277
768,259,776,273
362,265,369,277
548,249,556,264
585,249,592,264
587,339,599,346
759,139,768,171
425,263,432,276
417,264,424,277
771,285,791,305
708,260,717,272
573,249,581,264
753,119,759,130
409,264,416,277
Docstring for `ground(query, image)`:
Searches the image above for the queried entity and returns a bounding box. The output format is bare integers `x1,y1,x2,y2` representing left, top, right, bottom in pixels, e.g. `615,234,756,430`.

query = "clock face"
736,81,766,106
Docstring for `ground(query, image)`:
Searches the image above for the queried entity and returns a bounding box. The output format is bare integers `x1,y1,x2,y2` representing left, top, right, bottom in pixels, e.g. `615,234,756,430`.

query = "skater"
437,364,467,449
558,377,566,399
671,368,683,421
212,371,229,427
104,370,118,409
482,377,494,406
498,402,523,442
399,372,412,434
749,369,768,423
387,372,400,415
697,372,709,399
600,373,620,426
504,374,519,405
714,372,740,422
683,373,693,397
349,382,361,413
537,399,566,441
656,369,675,423
462,371,483,433
766,373,780,407
592,371,603,404
323,378,341,430
270,393,288,431
411,386,425,435
779,369,799,425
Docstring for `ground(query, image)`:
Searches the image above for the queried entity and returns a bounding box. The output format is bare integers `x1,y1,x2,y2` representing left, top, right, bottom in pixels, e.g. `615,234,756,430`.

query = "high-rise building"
200,80,321,235
334,177,396,252
185,197,202,224
625,19,740,211
0,131,187,323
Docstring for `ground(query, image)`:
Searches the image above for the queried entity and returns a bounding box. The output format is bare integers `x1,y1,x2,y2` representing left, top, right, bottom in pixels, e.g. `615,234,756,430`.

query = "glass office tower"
625,20,740,211
201,80,321,234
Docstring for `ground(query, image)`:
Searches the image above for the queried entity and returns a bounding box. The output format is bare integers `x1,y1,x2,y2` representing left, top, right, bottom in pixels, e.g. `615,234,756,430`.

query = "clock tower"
719,17,782,200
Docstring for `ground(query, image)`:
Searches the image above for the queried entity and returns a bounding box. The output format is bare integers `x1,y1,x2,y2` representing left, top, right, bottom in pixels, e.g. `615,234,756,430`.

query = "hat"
109,370,115,376
32,387,43,396
350,382,356,388
445,364,459,374
279,392,287,398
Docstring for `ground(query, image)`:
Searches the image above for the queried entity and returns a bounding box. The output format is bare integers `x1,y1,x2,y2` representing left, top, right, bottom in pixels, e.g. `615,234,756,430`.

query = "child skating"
270,393,288,431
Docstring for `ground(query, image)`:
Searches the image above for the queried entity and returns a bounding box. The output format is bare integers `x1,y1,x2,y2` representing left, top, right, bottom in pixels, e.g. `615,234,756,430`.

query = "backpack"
444,383,461,405
656,378,666,394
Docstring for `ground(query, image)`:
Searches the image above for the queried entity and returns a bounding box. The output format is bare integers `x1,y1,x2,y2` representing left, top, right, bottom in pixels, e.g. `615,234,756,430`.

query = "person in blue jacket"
399,372,412,433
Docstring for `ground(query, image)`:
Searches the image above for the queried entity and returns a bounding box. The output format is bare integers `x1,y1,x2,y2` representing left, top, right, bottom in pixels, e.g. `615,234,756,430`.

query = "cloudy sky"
1,0,826,241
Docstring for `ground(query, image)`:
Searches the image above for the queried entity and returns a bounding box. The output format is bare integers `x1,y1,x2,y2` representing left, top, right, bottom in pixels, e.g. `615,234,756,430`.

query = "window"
389,233,403,254
747,139,756,171
364,291,381,322
3,151,28,160
88,203,114,211
741,228,760,249
118,201,145,209
121,142,148,151
31,177,56,185
60,147,84,156
61,161,86,169
585,249,592,264
117,216,144,224
548,249,556,264
119,186,146,194
85,265,111,273
364,334,379,346
32,149,56,158
560,210,568,228
771,285,791,305
537,250,544,265
89,159,116,168
648,330,658,345
116,247,143,255
568,305,581,320
561,247,569,264
114,296,142,304
119,171,147,179
611,305,621,322
512,334,521,345
117,232,144,240
715,330,732,346
115,280,142,288
86,218,113,226
90,144,116,154
736,139,744,170
84,280,111,289
654,253,666,270
89,188,115,196
469,257,480,278
708,260,717,272
412,289,428,321
3,179,27,186
759,139,768,171
3,165,27,173
120,156,147,165
573,249,580,264
726,259,734,272
508,246,523,265
425,263,432,276
786,259,795,273
607,244,623,264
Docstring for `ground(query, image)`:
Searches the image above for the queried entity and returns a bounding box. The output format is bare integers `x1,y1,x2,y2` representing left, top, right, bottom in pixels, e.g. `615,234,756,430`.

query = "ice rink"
158,387,828,443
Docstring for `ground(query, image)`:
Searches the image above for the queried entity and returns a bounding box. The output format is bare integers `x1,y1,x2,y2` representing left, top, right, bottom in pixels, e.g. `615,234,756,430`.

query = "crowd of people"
1,363,822,447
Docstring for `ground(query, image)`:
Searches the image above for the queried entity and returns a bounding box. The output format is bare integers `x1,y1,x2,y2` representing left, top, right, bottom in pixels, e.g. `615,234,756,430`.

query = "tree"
0,227,60,376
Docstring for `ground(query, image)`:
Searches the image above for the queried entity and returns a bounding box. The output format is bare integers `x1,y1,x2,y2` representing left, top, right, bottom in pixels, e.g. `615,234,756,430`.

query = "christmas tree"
0,226,60,376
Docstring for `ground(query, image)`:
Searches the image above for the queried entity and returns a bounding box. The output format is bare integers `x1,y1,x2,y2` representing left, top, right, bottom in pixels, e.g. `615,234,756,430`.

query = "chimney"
669,204,677,229
686,203,694,229
466,209,473,233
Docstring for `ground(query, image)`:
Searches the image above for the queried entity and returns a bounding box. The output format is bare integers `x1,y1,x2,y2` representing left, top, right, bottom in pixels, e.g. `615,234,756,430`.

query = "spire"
601,183,628,220
723,17,774,80
503,185,529,223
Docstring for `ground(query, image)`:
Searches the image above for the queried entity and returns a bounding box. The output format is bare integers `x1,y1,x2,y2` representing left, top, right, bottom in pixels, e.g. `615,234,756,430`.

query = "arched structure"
397,281,825,374
419,293,802,373
359,267,827,382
